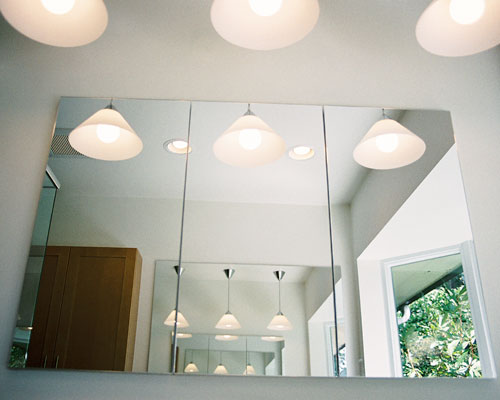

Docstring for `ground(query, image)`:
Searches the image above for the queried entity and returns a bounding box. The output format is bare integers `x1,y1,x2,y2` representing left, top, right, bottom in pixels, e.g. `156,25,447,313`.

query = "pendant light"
243,337,256,375
267,270,292,331
210,0,320,50
213,105,286,167
215,334,239,341
0,0,108,47
216,269,242,329
164,266,190,328
261,335,284,342
68,102,143,161
416,0,500,56
184,350,199,373
353,109,426,170
213,351,228,374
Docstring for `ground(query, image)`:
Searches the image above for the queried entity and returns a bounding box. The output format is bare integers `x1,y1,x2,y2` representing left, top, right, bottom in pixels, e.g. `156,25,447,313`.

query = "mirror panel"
10,97,493,380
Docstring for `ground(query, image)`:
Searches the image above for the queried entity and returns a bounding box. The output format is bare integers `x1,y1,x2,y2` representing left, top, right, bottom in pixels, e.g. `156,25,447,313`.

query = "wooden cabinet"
27,246,142,371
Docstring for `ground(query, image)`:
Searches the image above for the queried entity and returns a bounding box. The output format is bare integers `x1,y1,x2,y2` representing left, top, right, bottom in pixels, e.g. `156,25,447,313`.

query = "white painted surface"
1,0,499,398
357,146,478,377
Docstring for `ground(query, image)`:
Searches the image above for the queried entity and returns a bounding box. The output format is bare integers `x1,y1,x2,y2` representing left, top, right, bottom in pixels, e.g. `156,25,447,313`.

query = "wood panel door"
26,246,70,368
53,247,141,371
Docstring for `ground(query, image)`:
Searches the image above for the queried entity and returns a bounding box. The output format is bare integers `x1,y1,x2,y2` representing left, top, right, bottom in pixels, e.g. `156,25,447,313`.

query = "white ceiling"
49,97,404,206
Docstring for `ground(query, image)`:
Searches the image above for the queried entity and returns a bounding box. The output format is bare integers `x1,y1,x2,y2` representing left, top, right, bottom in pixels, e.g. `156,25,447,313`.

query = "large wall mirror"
9,97,495,379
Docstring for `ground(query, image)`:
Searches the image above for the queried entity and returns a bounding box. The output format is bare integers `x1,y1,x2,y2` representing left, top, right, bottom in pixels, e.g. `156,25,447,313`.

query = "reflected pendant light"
164,266,190,328
68,102,143,161
216,269,241,330
184,350,199,373
0,0,108,47
267,270,293,331
213,352,229,374
210,0,320,50
261,335,284,342
213,105,286,167
243,337,256,375
353,110,426,170
215,334,239,341
416,0,500,56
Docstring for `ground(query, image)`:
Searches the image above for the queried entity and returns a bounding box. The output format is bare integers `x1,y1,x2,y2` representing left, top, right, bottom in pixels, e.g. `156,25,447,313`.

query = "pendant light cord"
227,275,231,313
278,278,282,313
245,336,248,369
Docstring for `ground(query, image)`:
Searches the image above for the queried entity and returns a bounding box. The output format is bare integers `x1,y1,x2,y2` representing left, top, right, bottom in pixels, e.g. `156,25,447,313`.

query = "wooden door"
53,247,141,371
26,246,70,368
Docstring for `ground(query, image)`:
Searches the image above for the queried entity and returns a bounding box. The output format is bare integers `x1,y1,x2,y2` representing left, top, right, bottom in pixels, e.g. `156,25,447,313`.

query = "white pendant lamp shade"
353,118,426,170
0,0,108,47
416,0,500,56
69,107,143,161
261,335,284,342
210,0,319,50
213,364,229,374
184,362,199,373
213,111,285,167
267,312,293,331
215,334,239,341
164,310,190,328
243,364,256,375
215,312,242,330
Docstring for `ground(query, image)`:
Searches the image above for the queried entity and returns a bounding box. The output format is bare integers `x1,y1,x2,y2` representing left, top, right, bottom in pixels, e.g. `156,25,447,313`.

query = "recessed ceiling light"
215,334,239,341
289,145,314,160
261,336,284,342
164,139,192,154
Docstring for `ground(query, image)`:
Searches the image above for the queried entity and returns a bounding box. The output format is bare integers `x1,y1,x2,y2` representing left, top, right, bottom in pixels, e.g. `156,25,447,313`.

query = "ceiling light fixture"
289,145,315,160
215,334,239,341
210,0,320,50
184,350,199,373
164,138,192,154
261,335,284,342
164,266,190,328
416,0,500,56
267,270,292,331
216,269,241,330
173,332,193,339
213,352,228,374
353,109,426,170
242,336,256,375
0,0,108,47
68,101,143,161
213,104,286,167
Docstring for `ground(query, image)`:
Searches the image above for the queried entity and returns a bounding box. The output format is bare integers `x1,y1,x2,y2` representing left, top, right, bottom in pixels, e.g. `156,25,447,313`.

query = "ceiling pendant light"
416,0,500,56
261,335,284,342
353,109,426,170
164,266,190,328
215,334,239,341
0,0,108,47
267,270,293,331
213,105,286,167
213,352,229,374
216,269,242,329
68,102,143,161
243,337,256,375
210,0,320,50
184,350,199,373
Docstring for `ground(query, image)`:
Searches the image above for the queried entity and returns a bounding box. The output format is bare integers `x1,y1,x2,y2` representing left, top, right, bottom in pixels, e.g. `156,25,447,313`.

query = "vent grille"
50,128,86,158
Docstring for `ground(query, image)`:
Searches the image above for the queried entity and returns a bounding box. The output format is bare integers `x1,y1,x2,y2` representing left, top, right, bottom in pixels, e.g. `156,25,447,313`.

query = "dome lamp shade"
353,115,426,170
213,107,286,167
0,0,108,47
68,105,143,161
416,0,500,56
164,309,190,328
210,0,320,50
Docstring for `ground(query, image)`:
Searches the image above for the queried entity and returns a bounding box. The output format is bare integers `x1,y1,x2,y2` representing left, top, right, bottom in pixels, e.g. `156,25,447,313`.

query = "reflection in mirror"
326,108,495,378
11,98,493,380
11,97,189,371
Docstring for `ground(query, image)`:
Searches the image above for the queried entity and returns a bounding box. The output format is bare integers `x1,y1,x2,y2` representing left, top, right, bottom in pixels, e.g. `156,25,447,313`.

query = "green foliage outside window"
397,274,481,378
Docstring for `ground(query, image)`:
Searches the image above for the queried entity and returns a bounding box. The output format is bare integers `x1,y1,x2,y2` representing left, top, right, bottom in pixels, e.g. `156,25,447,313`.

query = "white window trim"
381,241,496,378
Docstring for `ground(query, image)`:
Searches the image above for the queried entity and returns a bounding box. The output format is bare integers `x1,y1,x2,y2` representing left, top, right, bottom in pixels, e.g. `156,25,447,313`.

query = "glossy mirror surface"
10,97,494,380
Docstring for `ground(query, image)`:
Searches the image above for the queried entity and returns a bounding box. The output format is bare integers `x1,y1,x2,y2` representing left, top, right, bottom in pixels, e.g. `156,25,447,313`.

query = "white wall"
357,146,475,376
1,0,500,399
